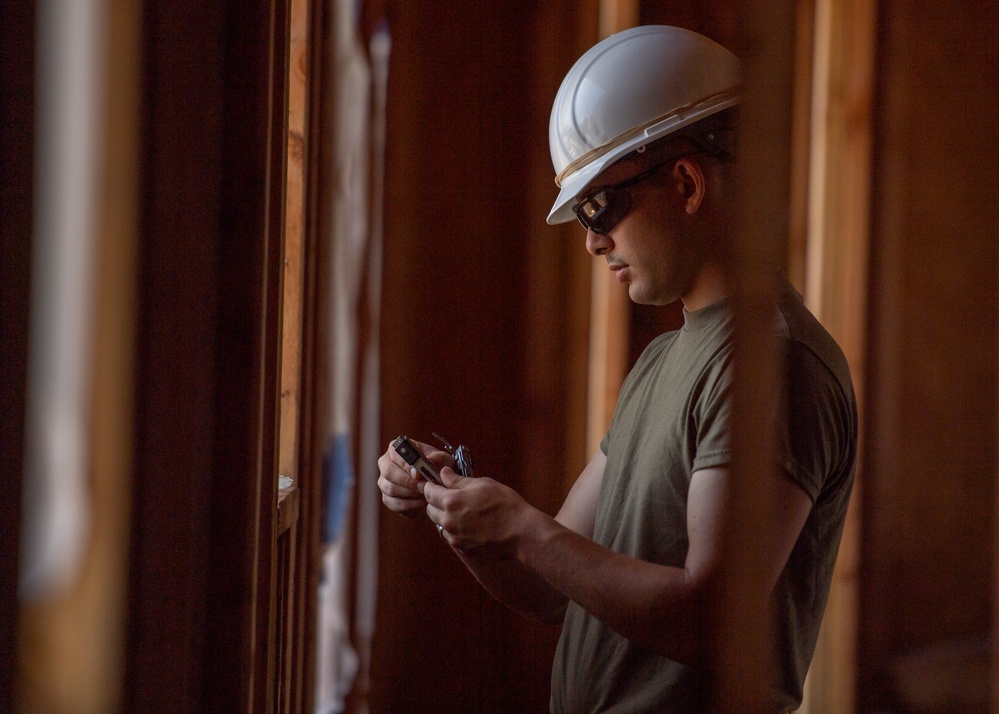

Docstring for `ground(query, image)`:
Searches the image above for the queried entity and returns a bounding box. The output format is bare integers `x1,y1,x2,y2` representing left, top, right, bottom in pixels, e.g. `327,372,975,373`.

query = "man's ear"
672,157,707,215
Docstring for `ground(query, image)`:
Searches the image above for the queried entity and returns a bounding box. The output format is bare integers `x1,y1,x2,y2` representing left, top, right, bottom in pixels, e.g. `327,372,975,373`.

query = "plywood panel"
859,1,999,710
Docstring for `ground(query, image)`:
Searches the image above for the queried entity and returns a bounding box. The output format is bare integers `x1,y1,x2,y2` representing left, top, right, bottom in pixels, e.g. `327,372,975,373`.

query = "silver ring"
437,523,446,539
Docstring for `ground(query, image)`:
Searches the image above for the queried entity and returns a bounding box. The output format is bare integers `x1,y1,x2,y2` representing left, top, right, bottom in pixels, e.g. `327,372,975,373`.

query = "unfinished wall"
859,2,999,711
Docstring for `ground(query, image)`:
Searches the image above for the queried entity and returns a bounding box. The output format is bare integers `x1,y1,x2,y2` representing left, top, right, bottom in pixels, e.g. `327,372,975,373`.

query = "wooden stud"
716,1,796,710
795,0,875,710
585,0,640,455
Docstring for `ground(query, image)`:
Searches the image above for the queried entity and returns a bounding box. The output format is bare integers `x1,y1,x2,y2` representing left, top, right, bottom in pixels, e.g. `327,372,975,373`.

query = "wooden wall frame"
794,0,875,711
715,2,797,709
295,0,336,710
123,2,292,711
4,1,329,710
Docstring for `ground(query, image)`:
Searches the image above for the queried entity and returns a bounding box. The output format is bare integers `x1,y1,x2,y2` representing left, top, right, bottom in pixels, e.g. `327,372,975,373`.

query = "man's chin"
628,283,676,307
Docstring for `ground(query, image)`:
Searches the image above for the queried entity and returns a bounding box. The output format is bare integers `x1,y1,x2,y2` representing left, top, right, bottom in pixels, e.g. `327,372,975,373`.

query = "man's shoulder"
636,328,683,361
775,278,853,394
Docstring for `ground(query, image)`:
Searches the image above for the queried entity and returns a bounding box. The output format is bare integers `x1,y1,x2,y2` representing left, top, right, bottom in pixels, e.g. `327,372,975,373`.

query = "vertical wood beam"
586,270,631,454
245,2,289,711
785,0,814,292
280,0,309,483
586,0,639,455
79,2,141,708
598,0,638,40
297,0,334,710
796,0,875,711
125,5,226,709
717,1,795,710
859,1,998,710
124,1,288,711
19,0,143,711
16,1,140,711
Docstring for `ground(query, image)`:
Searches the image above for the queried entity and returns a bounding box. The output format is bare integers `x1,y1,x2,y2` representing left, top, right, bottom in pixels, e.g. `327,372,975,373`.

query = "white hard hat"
547,25,741,225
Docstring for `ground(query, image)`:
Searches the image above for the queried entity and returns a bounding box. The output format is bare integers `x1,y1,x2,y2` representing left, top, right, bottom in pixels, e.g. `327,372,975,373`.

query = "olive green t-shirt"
550,277,857,713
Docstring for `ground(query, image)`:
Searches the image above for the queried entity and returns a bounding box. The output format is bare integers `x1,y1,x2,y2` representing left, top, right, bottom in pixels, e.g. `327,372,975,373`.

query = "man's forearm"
454,550,568,624
517,509,706,664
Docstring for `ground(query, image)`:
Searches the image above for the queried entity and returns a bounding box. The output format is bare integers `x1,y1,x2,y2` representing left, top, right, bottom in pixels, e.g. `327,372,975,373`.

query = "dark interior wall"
859,0,999,710
639,0,738,48
0,3,33,711
372,2,596,711
125,2,286,710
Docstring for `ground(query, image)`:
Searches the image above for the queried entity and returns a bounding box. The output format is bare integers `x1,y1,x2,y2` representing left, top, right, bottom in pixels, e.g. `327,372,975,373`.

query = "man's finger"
439,466,463,488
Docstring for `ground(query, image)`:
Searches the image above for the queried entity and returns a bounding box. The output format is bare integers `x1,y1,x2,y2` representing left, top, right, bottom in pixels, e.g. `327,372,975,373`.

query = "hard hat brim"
546,94,739,226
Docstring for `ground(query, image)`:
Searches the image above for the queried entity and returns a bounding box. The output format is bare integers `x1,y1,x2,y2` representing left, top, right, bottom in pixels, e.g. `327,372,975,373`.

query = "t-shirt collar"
682,296,732,331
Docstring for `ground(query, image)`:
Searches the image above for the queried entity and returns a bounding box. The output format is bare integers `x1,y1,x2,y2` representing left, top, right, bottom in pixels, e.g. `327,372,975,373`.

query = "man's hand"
423,469,534,559
377,439,454,521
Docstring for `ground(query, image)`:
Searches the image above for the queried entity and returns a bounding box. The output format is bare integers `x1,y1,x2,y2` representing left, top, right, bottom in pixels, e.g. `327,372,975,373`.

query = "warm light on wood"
599,0,638,39
795,0,874,710
585,0,639,454
586,266,631,453
18,2,140,711
279,0,309,482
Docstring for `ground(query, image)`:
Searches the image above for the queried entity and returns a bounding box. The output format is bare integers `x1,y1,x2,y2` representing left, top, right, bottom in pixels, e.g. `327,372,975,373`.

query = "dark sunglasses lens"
574,195,603,234
579,199,606,233
574,193,605,234
584,192,631,235
576,213,599,234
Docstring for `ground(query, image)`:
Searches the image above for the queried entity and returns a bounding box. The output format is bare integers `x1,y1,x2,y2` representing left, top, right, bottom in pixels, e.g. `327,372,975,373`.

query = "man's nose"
586,229,613,256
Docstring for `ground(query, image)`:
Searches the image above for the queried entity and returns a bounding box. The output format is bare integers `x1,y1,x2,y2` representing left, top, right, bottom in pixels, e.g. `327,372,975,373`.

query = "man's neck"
680,260,728,312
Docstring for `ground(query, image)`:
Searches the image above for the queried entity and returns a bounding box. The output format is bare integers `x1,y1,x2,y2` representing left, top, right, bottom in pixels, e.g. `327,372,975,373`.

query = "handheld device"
392,435,444,486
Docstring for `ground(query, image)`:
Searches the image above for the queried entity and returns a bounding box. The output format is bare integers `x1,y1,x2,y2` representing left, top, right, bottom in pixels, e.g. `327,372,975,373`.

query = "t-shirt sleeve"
691,349,733,472
779,341,854,503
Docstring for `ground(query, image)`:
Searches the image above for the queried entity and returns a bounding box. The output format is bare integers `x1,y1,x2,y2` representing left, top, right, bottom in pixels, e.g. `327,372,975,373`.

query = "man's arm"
379,440,608,623
427,464,812,666
442,450,607,624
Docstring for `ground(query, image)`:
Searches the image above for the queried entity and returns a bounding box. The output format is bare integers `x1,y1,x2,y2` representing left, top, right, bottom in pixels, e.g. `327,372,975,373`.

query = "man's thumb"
439,467,464,488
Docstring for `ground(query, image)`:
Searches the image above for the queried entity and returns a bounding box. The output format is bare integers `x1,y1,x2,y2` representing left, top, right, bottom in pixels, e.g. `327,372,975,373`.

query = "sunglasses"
572,152,697,236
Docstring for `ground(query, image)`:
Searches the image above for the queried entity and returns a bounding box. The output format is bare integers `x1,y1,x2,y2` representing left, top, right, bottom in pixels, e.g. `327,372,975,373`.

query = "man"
377,25,856,713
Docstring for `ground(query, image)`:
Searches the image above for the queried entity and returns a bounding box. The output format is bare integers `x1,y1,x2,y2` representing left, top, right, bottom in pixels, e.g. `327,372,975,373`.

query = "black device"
392,435,444,486
392,433,475,486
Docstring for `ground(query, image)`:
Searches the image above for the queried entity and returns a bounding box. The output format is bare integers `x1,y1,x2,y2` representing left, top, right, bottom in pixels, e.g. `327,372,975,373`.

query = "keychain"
432,432,474,478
